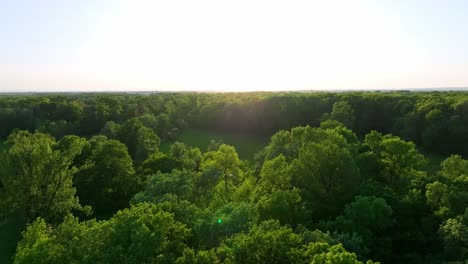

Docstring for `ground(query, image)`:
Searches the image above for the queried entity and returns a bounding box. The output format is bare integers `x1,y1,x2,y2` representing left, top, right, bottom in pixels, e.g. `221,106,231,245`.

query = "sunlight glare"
74,0,424,91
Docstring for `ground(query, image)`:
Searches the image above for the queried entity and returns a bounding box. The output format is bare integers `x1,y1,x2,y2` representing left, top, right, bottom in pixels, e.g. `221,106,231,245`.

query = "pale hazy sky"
1,0,468,92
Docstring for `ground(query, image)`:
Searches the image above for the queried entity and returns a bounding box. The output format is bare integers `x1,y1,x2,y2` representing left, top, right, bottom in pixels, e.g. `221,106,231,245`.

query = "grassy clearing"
160,129,270,160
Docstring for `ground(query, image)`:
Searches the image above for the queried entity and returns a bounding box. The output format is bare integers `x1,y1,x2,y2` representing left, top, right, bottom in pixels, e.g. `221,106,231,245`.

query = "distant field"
160,129,270,160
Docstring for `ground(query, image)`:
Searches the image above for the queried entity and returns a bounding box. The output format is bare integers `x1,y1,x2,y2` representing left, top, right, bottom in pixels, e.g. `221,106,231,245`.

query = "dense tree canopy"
74,137,137,215
14,203,190,264
0,131,86,223
0,91,467,264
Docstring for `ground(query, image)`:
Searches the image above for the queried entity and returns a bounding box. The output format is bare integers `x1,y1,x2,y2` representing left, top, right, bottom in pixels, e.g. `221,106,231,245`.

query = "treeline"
1,91,468,155
0,92,467,263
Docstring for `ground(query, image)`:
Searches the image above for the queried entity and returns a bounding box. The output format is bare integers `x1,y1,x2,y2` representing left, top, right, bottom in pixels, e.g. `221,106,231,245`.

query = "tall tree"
117,118,160,163
329,101,356,130
294,140,360,218
75,138,137,215
201,144,242,205
360,131,426,192
0,131,86,223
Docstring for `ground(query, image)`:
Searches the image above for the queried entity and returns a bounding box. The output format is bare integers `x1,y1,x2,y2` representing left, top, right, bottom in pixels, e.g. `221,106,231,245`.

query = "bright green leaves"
305,242,380,264
14,218,66,264
213,220,380,264
426,155,468,219
258,155,292,190
438,212,468,260
426,181,450,217
439,155,468,184
201,144,243,206
202,144,242,179
260,125,361,220
224,220,304,264
425,155,468,260
0,131,85,223
360,131,426,192
14,203,190,264
132,169,196,204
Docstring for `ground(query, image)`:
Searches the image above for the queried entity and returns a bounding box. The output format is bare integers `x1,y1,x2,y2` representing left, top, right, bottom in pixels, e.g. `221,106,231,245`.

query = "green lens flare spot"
217,218,222,224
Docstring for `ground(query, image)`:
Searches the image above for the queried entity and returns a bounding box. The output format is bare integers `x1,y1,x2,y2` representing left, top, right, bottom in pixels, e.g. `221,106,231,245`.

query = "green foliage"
192,202,259,248
439,155,468,184
321,196,393,258
295,140,359,197
426,155,468,218
2,92,468,263
160,129,269,160
132,170,196,204
426,181,451,217
199,220,382,264
100,121,120,138
332,196,393,236
140,153,183,175
320,120,360,148
202,144,242,178
169,142,203,170
14,203,190,264
0,131,85,223
425,155,468,261
360,131,426,192
258,154,292,190
304,242,378,264
294,137,360,218
117,118,160,163
74,137,137,215
201,144,243,205
329,100,356,130
257,188,305,225
14,218,65,264
438,211,468,260
222,220,304,263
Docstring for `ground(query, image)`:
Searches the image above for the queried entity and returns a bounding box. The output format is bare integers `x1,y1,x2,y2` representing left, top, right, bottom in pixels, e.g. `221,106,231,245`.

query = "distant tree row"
1,91,467,155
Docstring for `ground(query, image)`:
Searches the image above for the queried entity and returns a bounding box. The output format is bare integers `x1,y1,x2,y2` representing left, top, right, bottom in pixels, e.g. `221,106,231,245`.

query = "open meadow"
160,129,269,160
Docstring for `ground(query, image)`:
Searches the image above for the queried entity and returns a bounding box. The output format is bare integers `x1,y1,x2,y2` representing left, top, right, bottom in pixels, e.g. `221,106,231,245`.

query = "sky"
1,0,468,92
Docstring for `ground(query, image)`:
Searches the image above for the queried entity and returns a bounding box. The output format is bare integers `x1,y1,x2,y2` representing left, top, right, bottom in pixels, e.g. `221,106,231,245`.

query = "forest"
0,91,467,264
